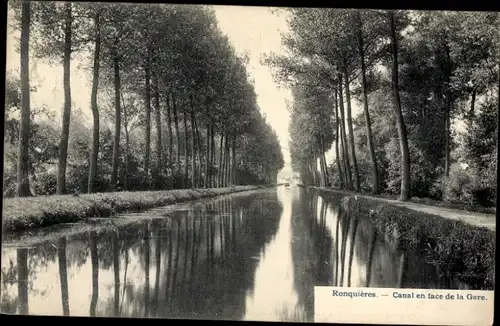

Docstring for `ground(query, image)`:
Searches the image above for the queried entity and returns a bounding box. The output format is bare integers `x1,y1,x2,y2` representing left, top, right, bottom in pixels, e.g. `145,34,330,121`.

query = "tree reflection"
152,223,162,318
17,248,29,315
182,215,189,291
397,252,408,288
334,209,340,286
171,219,181,298
57,237,70,315
165,227,173,302
365,232,378,287
339,210,350,286
347,215,359,287
144,222,150,317
89,231,99,317
120,245,129,314
112,231,120,317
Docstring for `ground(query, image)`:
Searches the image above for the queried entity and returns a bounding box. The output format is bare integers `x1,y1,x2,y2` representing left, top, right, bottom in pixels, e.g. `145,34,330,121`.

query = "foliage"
265,8,498,208
5,2,284,199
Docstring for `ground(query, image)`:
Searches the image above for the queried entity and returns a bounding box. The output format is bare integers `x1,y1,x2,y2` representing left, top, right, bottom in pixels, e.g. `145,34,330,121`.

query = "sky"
212,6,294,166
5,4,295,170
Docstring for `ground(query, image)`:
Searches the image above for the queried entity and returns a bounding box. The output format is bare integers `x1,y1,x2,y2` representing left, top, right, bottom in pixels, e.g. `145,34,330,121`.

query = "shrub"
34,172,57,195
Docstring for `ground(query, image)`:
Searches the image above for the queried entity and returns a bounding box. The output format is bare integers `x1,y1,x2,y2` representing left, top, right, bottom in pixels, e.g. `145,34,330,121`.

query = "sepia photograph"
1,1,498,323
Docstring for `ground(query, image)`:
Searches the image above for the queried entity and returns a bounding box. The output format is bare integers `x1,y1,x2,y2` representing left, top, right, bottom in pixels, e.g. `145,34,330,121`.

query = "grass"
310,187,496,290
2,185,272,234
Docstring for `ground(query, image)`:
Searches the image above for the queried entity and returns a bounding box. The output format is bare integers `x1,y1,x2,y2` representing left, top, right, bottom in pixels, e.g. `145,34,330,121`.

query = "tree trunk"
210,125,216,188
388,10,411,201
322,152,329,186
88,12,100,194
343,63,361,192
172,93,181,185
194,116,202,188
444,100,451,178
17,0,31,197
338,75,353,190
444,43,452,178
204,124,211,188
143,53,152,184
318,152,325,187
356,12,379,194
218,134,224,188
111,41,121,190
334,90,344,189
221,135,227,187
190,112,196,189
153,73,162,188
56,1,72,195
225,137,231,187
183,109,189,188
469,89,476,119
166,93,173,170
231,137,236,185
320,134,330,186
121,94,129,191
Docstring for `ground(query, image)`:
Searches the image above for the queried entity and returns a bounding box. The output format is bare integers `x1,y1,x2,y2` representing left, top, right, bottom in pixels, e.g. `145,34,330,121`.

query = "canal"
0,186,475,321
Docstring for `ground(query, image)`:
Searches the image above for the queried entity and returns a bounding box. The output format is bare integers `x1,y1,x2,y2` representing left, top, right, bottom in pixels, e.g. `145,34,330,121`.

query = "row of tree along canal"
269,9,498,208
7,2,284,197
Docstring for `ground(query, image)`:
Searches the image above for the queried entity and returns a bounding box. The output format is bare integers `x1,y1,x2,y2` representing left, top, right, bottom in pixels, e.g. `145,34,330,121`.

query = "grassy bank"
309,187,495,290
2,185,272,233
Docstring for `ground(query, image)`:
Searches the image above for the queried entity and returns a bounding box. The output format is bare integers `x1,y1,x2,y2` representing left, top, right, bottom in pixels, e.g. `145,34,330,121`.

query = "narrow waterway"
0,186,472,320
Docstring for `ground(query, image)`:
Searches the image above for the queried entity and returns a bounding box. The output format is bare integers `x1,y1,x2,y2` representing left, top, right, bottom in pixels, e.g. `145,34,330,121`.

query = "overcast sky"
213,5,293,165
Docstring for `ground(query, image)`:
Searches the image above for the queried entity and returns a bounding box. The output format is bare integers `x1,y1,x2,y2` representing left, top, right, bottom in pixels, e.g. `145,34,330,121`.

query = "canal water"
0,186,471,321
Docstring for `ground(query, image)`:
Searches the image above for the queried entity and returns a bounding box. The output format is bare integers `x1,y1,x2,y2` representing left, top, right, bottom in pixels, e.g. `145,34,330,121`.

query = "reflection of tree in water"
76,191,282,319
57,237,69,316
89,231,99,317
1,191,284,318
326,195,466,290
107,193,282,320
26,244,56,294
158,193,283,320
0,249,30,314
2,243,59,298
17,248,29,315
290,190,335,322
0,234,87,313
313,200,334,286
64,233,91,268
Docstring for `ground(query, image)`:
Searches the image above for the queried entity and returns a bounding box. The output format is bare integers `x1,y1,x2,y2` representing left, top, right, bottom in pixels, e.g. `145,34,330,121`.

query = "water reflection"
1,190,282,318
1,187,478,320
244,187,306,322
302,192,473,290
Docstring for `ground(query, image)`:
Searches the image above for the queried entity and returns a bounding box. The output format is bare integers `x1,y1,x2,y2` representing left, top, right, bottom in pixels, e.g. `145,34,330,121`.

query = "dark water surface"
1,187,470,321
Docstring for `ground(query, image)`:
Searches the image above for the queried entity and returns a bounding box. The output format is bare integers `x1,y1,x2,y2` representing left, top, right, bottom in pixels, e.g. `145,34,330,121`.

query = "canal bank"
2,185,273,234
305,186,495,290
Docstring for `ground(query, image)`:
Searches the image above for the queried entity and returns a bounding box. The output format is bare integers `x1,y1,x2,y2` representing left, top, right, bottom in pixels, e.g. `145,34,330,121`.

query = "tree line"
266,9,498,207
5,1,284,197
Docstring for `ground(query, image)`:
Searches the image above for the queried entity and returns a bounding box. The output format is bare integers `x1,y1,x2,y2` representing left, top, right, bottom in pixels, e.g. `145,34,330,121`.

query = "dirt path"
310,186,496,231
374,196,496,231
